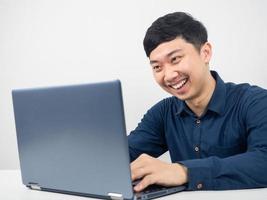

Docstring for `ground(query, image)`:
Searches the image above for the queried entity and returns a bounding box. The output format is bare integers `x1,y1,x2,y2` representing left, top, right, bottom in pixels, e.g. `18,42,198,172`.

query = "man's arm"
130,88,267,191
128,98,189,192
128,99,169,161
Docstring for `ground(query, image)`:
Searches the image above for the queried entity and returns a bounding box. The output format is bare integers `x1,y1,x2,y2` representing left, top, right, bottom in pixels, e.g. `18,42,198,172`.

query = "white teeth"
171,79,187,90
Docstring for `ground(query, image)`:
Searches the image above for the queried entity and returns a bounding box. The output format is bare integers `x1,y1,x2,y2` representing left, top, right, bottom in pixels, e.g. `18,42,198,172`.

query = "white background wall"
1,0,267,169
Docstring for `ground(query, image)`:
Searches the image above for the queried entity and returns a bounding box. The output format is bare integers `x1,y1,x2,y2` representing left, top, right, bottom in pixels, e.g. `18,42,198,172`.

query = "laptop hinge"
28,183,41,190
108,192,123,200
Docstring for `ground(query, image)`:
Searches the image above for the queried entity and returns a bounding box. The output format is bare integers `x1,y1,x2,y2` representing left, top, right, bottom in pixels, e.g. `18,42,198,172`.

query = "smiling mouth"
168,78,189,90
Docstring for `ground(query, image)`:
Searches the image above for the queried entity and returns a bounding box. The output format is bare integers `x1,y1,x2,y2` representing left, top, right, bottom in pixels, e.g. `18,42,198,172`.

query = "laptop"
12,80,185,200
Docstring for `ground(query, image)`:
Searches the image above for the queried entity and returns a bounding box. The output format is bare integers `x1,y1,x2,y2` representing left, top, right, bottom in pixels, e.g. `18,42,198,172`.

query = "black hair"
143,12,208,57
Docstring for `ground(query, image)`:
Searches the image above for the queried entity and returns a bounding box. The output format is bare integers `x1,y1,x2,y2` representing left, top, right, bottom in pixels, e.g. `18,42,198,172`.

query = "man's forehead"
149,38,188,59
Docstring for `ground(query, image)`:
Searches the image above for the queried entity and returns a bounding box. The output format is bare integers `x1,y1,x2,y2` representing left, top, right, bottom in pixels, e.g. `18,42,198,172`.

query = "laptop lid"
12,80,133,200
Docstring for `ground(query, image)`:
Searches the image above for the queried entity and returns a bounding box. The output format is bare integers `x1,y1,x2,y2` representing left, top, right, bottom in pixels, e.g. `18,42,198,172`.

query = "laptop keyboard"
132,180,185,200
133,180,169,199
140,184,168,193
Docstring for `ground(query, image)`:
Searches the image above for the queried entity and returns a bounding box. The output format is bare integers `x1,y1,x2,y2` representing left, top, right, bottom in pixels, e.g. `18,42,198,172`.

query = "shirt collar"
176,70,226,116
176,99,189,115
207,71,226,115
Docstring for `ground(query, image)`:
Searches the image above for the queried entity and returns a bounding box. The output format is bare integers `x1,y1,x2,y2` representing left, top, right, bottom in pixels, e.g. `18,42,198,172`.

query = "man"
128,12,267,192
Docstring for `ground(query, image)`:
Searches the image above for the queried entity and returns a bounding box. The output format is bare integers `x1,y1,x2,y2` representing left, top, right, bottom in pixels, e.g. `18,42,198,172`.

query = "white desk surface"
1,170,266,200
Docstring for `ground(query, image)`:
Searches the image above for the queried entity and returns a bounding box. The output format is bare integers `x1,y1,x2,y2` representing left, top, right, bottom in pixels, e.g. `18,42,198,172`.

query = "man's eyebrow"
149,60,158,65
149,49,182,64
166,49,182,57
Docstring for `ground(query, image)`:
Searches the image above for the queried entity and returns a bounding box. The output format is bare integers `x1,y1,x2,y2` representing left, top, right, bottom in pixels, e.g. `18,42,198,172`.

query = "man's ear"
200,42,212,64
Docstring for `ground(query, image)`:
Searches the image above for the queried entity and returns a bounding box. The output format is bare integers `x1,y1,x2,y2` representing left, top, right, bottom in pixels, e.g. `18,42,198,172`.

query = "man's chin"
174,95,189,101
168,91,190,101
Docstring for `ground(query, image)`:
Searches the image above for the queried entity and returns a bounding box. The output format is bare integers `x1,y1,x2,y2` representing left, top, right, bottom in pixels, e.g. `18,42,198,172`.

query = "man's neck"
186,73,216,117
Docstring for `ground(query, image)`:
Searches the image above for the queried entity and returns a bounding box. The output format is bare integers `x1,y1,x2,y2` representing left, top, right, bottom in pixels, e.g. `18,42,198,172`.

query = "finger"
130,159,142,173
134,174,156,192
131,161,143,180
131,165,152,181
131,154,151,180
130,154,149,172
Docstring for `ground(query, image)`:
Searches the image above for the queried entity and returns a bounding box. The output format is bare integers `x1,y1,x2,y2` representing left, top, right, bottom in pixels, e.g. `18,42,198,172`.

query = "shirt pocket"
208,143,246,158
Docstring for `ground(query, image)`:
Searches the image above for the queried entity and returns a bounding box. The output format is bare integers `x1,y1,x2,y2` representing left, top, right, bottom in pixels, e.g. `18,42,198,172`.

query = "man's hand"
130,154,188,192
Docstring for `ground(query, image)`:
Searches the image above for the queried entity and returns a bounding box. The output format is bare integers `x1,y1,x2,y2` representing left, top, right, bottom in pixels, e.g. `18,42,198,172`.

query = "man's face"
149,37,212,102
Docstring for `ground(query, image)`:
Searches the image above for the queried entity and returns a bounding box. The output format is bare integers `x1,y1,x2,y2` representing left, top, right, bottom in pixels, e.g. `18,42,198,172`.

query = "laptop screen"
12,80,134,200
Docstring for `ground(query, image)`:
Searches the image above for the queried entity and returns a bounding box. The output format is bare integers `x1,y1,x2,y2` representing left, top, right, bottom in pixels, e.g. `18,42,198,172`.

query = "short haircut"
143,12,208,57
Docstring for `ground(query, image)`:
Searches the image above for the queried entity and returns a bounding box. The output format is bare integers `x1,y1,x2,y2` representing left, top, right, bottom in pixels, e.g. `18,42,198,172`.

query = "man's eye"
171,56,182,63
152,65,162,72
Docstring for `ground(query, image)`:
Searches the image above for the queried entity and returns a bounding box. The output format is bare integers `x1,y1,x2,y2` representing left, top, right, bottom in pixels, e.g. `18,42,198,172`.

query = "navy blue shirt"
128,71,267,190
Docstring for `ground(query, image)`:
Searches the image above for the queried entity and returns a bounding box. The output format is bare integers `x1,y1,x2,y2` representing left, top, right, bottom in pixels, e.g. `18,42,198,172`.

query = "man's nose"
164,65,178,82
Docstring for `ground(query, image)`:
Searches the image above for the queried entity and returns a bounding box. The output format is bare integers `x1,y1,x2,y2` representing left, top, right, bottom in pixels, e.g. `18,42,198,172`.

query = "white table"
1,170,266,200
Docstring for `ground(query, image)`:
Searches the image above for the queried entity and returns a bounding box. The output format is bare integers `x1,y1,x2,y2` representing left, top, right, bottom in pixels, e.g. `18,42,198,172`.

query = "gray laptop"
12,80,185,200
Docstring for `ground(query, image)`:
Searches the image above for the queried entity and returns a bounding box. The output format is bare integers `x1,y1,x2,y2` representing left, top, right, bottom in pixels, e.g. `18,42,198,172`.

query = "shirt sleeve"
128,100,168,162
180,87,267,190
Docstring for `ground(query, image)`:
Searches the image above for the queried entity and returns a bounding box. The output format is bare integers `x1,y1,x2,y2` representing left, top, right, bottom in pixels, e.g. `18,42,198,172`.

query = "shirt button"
196,119,201,124
194,146,200,152
197,183,203,189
